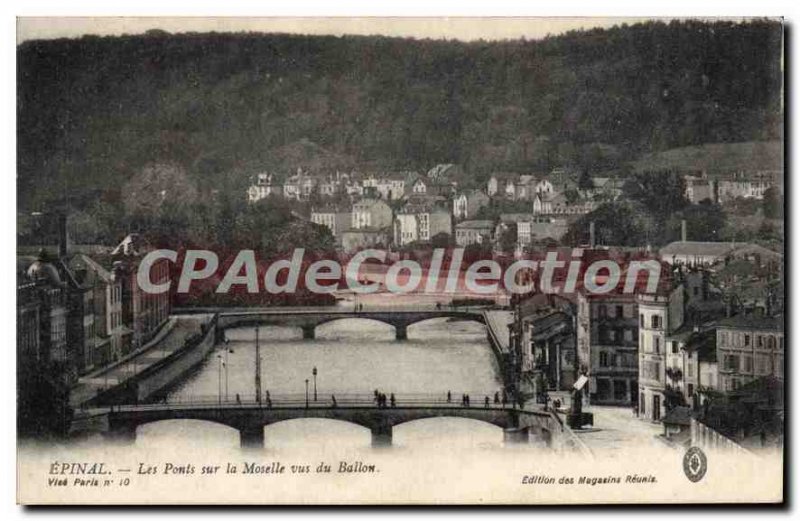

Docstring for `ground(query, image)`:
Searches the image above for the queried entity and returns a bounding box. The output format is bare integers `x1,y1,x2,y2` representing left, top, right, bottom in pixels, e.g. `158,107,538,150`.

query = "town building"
283,169,318,200
111,234,171,352
352,199,393,230
311,206,351,238
247,172,279,203
514,294,577,396
341,229,390,253
532,192,597,216
516,217,570,248
715,314,784,392
576,291,640,406
454,220,494,247
716,170,780,203
487,172,518,197
637,287,686,422
394,197,452,246
452,190,489,220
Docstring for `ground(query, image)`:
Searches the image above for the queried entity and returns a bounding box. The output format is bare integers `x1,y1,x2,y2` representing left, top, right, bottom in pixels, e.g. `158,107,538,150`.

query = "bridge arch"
263,417,373,448
391,415,507,448
133,418,241,447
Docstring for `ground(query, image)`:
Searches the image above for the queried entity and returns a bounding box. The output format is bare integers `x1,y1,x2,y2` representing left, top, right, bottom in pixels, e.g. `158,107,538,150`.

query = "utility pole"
255,327,262,404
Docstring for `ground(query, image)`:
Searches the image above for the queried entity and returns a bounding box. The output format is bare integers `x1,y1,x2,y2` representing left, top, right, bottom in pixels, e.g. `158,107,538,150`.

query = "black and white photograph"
13,13,785,505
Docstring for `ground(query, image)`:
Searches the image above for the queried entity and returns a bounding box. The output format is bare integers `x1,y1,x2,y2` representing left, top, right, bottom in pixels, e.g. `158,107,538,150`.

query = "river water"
136,317,510,451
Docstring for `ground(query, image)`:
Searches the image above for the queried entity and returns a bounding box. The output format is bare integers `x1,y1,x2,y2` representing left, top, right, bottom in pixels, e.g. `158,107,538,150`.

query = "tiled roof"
660,241,742,257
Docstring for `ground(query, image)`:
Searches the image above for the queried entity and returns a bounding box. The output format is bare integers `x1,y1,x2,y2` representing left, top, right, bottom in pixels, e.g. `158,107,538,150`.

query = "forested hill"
18,20,782,210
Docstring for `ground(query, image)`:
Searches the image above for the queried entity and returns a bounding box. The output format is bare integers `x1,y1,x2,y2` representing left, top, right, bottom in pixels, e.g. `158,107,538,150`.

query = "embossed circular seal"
683,446,708,482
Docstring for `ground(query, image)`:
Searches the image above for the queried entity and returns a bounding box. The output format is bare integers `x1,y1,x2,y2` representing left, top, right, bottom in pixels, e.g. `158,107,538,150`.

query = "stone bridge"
207,306,488,340
78,394,561,449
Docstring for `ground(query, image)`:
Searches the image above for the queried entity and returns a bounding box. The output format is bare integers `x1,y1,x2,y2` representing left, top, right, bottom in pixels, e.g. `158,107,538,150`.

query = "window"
744,334,751,347
756,355,769,375
599,305,607,318
767,336,776,349
743,356,753,373
607,329,616,342
757,336,764,348
671,341,679,354
651,315,661,329
599,352,609,367
624,329,633,342
640,314,644,328
654,337,661,354
723,354,740,372
616,305,624,318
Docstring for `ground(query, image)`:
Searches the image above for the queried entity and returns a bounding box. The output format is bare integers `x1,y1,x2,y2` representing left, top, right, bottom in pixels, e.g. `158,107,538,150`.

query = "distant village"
246,163,781,253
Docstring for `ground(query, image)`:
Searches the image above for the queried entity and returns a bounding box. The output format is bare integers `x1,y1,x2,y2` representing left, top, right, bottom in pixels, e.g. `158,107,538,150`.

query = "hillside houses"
394,196,452,246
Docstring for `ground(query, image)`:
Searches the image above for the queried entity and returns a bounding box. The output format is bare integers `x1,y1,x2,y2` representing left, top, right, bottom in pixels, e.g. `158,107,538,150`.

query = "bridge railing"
106,392,531,412
178,304,495,316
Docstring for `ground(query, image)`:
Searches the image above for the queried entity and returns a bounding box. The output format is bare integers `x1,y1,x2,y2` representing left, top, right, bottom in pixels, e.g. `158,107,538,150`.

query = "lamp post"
217,354,223,405
223,344,230,402
305,379,309,409
312,366,318,402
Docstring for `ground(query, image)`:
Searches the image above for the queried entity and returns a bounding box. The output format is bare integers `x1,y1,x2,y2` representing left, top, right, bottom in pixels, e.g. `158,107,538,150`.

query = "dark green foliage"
565,202,648,246
762,186,783,219
18,20,782,213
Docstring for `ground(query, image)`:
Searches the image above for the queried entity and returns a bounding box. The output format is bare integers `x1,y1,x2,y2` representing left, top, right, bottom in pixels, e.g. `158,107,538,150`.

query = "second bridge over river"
175,306,491,341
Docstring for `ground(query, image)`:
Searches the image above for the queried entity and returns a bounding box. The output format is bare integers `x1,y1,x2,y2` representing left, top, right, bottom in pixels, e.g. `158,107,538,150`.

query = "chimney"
57,212,68,259
681,219,687,242
589,221,596,248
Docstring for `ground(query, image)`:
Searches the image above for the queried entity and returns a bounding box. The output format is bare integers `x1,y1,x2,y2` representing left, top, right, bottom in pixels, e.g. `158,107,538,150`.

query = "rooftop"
715,314,784,332
660,241,743,258
455,220,494,230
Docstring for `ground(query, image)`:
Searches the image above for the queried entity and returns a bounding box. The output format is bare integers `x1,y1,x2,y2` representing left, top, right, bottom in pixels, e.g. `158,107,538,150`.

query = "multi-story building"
376,174,409,200
454,220,494,247
516,217,569,248
311,206,351,238
283,169,318,200
247,173,279,203
394,197,452,246
576,291,640,406
352,199,393,231
636,288,687,421
24,256,69,379
452,190,489,220
111,234,171,353
715,314,784,392
716,170,780,203
514,294,577,396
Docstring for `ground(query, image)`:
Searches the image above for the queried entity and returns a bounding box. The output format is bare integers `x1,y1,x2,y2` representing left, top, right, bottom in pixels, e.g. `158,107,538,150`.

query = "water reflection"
137,318,508,450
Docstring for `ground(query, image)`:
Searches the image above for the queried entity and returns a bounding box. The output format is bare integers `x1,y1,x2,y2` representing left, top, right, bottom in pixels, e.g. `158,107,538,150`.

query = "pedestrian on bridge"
236,393,241,405
390,393,396,408
465,394,470,407
265,390,272,408
494,391,500,405
502,393,507,408
484,396,490,408
331,395,337,408
447,391,452,403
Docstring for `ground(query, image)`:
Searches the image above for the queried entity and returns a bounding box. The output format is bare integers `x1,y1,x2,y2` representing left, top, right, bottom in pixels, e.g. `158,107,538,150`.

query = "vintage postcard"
16,16,784,505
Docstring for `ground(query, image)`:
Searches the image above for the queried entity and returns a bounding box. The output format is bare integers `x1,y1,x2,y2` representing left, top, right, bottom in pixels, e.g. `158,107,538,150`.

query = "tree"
497,224,518,254
667,200,727,243
623,171,689,220
762,186,783,219
565,203,648,247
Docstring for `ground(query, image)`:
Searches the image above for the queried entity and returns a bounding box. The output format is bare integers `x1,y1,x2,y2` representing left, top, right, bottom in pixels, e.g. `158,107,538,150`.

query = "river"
136,316,510,451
